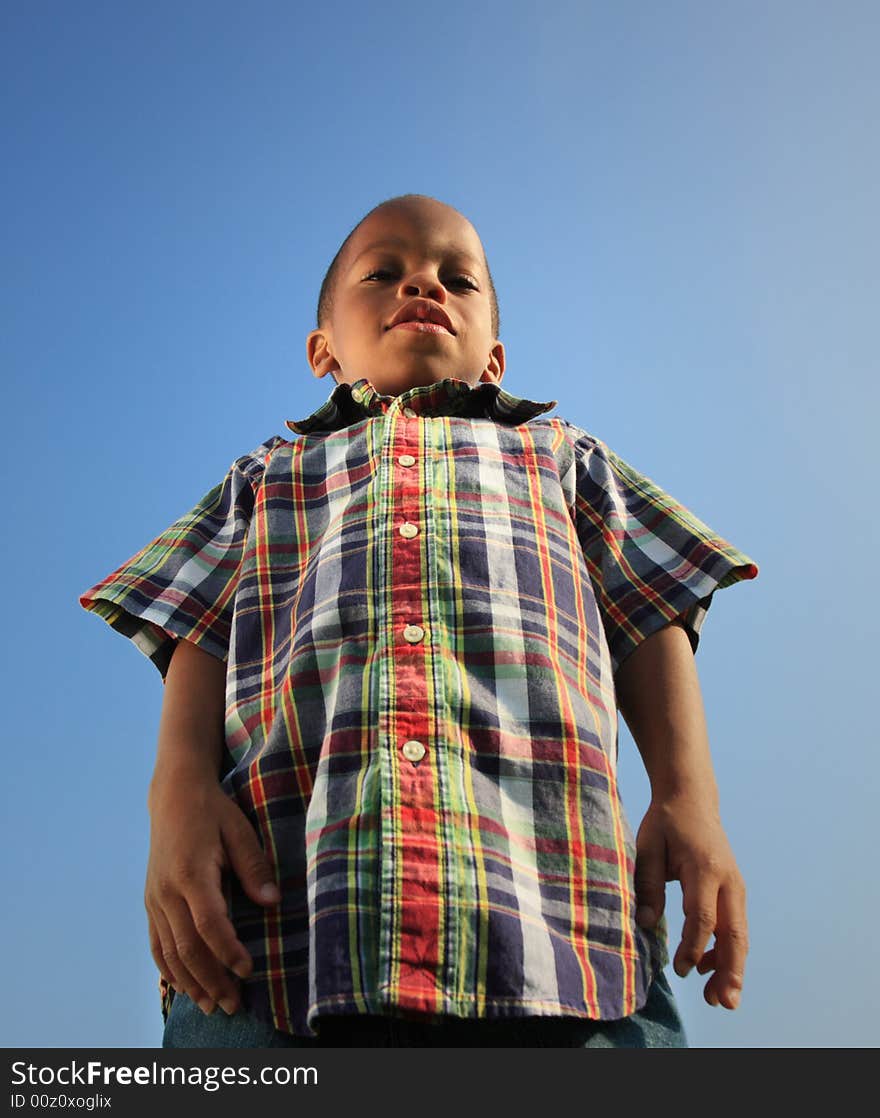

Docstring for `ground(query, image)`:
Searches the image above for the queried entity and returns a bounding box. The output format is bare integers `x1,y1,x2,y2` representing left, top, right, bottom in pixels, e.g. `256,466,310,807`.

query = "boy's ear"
306,328,340,380
479,340,506,385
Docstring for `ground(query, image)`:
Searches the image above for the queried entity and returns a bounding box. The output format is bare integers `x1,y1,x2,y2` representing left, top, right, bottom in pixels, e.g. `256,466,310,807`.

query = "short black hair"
316,194,500,338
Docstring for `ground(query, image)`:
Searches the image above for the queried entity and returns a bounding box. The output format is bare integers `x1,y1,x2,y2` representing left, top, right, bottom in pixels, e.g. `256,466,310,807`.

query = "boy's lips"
387,300,455,334
390,321,452,334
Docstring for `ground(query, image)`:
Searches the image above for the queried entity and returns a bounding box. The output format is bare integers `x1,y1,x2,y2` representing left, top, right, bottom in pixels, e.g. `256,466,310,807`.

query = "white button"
398,454,416,467
401,740,426,763
403,624,425,643
350,388,363,403
399,522,419,539
403,407,417,418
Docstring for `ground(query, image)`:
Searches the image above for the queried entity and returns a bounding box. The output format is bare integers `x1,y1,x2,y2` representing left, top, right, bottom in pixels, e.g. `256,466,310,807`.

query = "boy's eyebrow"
349,237,483,271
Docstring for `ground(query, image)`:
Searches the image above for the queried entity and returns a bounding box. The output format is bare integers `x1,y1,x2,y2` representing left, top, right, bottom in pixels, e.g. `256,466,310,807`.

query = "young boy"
80,194,758,1048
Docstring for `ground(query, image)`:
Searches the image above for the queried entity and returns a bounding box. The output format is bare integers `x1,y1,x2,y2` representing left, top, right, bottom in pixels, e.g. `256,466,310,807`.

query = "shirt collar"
286,378,557,435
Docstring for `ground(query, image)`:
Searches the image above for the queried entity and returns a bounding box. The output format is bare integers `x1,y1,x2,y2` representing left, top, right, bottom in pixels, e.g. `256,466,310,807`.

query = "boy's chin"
360,367,479,395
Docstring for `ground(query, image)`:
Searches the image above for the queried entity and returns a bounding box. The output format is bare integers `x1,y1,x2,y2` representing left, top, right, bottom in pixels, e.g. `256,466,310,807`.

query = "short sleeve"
79,438,282,678
569,428,759,673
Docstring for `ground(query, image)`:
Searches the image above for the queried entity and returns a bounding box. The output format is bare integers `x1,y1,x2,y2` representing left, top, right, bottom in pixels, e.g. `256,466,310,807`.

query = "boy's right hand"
144,775,280,1017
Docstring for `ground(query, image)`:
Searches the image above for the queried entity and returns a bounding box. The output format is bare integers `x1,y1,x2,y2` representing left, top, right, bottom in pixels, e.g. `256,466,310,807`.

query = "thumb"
634,828,667,930
220,802,281,907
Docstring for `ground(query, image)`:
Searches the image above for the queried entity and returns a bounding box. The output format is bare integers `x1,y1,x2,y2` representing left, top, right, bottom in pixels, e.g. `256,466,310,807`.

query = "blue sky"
3,0,877,1048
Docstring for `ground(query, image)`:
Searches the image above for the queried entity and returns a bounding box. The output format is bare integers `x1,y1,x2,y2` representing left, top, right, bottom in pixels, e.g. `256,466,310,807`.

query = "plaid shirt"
80,376,758,1036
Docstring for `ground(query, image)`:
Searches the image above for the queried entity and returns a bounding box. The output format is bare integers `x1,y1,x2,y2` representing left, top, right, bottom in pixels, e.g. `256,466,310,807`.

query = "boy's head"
307,195,505,398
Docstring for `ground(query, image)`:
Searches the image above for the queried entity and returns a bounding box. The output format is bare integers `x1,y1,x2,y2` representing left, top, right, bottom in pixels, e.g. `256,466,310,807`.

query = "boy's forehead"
344,202,486,271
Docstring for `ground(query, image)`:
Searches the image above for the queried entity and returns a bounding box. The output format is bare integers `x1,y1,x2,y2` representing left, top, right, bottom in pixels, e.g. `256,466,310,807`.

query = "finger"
185,876,254,983
149,903,213,1015
674,873,718,978
634,832,667,929
146,910,175,989
162,893,242,1015
702,883,748,1010
221,802,281,908
695,947,716,976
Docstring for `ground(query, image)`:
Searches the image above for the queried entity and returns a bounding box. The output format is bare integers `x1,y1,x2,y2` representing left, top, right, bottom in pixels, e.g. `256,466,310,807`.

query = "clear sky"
3,0,877,1049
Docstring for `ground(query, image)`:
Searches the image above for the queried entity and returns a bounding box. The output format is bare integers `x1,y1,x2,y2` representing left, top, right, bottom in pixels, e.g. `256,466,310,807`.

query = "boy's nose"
399,272,447,302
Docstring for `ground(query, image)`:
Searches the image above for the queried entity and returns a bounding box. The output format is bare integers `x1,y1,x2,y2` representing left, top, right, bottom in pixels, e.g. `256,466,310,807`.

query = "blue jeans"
163,972,686,1048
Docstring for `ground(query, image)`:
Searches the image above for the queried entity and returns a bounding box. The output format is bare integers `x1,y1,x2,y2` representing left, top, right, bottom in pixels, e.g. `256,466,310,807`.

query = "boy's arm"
145,638,280,1016
614,619,748,1010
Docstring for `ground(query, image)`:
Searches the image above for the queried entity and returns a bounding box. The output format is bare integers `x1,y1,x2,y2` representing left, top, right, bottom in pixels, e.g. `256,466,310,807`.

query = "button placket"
374,396,438,989
376,398,450,994
395,430,427,659
390,406,428,770
397,443,419,539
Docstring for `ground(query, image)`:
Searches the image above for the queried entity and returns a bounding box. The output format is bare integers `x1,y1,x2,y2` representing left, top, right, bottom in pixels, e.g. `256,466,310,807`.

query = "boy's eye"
362,270,478,291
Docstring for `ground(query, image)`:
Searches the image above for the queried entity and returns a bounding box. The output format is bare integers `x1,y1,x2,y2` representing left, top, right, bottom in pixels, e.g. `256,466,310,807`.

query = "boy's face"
307,198,505,397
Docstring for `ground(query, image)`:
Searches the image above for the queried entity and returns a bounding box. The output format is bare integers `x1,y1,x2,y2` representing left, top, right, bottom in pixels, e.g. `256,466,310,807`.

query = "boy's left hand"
634,794,748,1010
